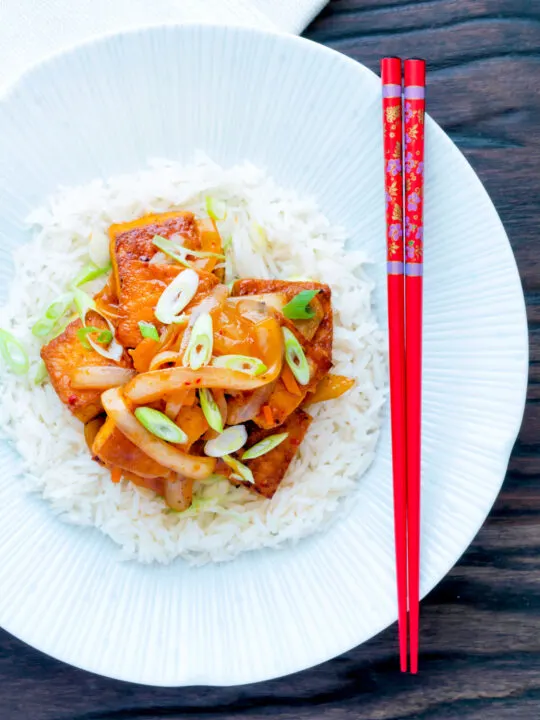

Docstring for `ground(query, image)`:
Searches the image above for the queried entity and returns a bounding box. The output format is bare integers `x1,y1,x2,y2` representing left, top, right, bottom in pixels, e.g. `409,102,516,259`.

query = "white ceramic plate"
0,24,528,686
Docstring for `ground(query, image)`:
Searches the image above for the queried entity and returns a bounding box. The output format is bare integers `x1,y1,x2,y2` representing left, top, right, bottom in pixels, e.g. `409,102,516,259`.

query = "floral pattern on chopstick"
404,99,425,266
383,94,404,265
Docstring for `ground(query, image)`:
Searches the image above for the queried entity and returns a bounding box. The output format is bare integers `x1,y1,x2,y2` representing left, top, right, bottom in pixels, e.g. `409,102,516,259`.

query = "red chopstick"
404,58,426,675
381,57,408,674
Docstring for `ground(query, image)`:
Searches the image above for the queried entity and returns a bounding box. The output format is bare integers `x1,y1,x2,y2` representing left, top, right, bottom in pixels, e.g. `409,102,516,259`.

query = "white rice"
0,155,386,565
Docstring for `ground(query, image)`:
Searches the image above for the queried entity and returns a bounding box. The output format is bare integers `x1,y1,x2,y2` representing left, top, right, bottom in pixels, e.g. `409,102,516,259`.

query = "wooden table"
1,1,538,718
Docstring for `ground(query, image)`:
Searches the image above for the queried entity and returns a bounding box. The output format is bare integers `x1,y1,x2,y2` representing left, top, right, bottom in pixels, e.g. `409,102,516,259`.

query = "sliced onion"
125,318,283,404
242,432,288,460
228,293,286,313
212,354,267,376
101,388,215,480
149,251,168,266
222,455,254,484
226,382,276,425
183,312,213,370
199,388,223,433
282,327,310,385
164,474,193,511
149,350,181,371
155,269,199,324
73,287,123,362
204,425,247,457
72,366,135,389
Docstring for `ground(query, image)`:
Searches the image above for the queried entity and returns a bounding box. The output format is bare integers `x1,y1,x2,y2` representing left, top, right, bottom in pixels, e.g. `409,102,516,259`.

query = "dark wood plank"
1,1,539,718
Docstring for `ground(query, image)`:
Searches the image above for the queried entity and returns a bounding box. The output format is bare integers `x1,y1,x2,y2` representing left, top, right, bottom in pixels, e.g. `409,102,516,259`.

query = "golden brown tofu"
232,278,333,358
114,261,219,348
41,313,131,423
92,416,171,478
224,409,312,498
110,211,202,293
231,281,332,429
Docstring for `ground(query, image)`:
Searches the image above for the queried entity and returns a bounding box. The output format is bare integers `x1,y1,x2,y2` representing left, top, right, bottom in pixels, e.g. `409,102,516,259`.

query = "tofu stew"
22,209,354,512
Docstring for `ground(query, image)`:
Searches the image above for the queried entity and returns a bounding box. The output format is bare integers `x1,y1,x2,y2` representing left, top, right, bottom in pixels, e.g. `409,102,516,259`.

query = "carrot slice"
129,337,159,373
110,466,122,484
281,365,302,396
262,404,274,425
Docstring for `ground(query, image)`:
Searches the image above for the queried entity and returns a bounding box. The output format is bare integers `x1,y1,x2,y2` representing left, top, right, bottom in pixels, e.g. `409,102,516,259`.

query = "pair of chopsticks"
381,57,426,674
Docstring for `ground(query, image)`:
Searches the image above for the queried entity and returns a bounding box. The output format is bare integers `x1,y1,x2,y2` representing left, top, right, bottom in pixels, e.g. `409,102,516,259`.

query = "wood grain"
1,1,539,718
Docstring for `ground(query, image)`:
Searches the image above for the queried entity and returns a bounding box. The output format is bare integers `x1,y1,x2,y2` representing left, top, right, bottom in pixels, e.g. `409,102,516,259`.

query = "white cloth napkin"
0,0,328,92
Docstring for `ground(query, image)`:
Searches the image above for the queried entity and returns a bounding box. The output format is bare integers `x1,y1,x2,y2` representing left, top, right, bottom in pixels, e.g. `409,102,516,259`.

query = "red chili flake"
195,378,201,385
68,394,78,406
185,382,191,387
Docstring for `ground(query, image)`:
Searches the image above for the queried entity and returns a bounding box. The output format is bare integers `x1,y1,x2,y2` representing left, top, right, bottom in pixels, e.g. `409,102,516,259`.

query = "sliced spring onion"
31,317,57,338
222,235,232,251
32,292,74,338
282,327,310,385
199,388,223,434
172,314,189,325
206,196,227,222
282,290,320,320
134,407,188,444
152,235,224,265
71,261,111,288
222,455,254,484
183,313,213,370
138,321,159,341
204,425,247,458
242,432,289,460
34,360,48,385
0,329,29,375
155,269,199,324
212,354,267,376
76,326,113,350
73,288,96,322
89,227,111,268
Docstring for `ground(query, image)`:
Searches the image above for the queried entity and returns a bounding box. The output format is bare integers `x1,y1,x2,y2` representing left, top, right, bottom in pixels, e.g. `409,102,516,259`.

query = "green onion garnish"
71,261,111,288
154,268,199,324
212,354,267,376
31,317,57,338
222,235,233,251
134,406,188,444
282,327,310,385
0,329,29,375
222,455,255,484
199,388,223,433
282,290,320,320
32,292,74,338
152,235,224,265
206,196,227,222
204,425,247,458
138,321,159,341
34,360,48,385
73,288,96,322
77,326,113,350
183,313,213,370
242,432,289,460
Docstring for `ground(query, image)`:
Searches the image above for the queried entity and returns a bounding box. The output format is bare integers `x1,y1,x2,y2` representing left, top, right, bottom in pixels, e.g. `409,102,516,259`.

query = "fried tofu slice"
109,211,221,347
223,409,312,498
41,312,132,423
232,279,333,429
232,278,333,356
114,261,219,348
92,416,171,478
